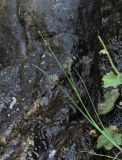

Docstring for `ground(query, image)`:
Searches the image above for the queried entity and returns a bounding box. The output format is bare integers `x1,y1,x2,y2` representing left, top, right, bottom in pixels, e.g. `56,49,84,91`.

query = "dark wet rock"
112,113,122,132
9,138,19,147
0,0,122,159
95,1,122,119
18,0,81,35
0,0,82,159
98,0,122,75
0,0,27,68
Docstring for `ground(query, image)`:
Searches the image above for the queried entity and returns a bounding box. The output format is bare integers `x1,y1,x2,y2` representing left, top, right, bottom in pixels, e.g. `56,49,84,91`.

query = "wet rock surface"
0,0,122,159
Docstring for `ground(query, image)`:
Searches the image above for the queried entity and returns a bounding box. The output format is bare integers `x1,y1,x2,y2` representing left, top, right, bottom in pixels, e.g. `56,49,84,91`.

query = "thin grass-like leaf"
33,34,122,152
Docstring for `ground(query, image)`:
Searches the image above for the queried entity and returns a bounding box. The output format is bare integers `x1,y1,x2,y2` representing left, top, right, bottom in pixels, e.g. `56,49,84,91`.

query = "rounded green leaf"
99,89,119,115
102,71,122,88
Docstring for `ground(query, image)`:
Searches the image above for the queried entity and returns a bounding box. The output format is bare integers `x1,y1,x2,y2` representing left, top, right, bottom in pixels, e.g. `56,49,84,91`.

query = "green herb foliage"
34,34,122,155
99,89,119,115
102,71,122,88
97,36,122,150
97,126,122,150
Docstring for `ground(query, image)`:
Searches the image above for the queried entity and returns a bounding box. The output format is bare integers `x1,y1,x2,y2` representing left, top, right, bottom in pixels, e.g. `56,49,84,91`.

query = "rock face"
0,0,122,159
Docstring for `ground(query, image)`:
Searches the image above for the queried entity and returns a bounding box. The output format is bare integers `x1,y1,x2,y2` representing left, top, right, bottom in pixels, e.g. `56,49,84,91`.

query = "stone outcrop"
0,0,122,159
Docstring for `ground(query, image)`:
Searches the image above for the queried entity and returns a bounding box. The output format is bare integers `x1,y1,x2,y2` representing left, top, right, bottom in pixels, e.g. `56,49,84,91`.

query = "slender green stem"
67,70,122,151
98,36,107,50
33,64,93,123
41,35,97,125
74,68,105,128
33,34,122,152
33,64,122,151
107,53,120,77
44,35,122,151
98,36,120,77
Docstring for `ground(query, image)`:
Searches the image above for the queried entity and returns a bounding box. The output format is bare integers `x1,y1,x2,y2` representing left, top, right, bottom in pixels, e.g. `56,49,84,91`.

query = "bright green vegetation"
33,34,122,159
97,36,122,151
97,126,122,150
102,71,122,88
98,36,120,77
98,89,119,115
98,36,122,88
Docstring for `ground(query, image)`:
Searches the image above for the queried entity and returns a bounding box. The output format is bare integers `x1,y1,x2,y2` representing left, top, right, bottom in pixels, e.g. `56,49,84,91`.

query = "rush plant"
33,34,122,159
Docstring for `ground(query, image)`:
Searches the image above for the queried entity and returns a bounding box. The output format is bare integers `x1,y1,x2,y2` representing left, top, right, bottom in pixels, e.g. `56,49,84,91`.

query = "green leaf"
97,126,122,150
97,128,113,149
104,141,113,150
97,134,108,149
113,133,122,146
102,71,122,88
99,89,119,115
